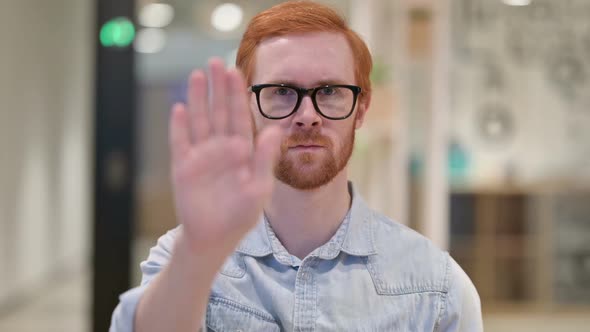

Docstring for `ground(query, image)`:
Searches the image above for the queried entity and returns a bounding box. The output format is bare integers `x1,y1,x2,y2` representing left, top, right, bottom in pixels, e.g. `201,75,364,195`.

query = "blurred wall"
450,0,590,187
0,0,93,308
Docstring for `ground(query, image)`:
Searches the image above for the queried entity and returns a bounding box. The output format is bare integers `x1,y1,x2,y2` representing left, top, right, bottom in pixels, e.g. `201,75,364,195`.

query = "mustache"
282,131,332,150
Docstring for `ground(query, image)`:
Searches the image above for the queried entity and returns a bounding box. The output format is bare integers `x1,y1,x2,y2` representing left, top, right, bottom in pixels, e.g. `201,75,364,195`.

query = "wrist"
172,228,228,280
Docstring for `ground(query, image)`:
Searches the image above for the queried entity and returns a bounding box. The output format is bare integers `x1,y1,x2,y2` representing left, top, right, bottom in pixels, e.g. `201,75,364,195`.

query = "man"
110,1,482,331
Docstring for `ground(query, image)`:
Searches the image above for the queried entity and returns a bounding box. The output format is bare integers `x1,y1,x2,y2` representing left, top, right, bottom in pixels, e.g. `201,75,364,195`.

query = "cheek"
338,122,357,149
326,130,346,150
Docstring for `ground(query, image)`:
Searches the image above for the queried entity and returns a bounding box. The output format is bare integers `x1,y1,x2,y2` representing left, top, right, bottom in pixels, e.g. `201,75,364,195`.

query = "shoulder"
436,257,483,331
139,226,182,284
367,211,482,329
366,211,451,295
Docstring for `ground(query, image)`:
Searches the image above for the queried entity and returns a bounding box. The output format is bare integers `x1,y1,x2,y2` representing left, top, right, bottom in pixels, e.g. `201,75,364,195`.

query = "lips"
290,144,324,151
293,144,323,148
290,140,324,148
281,132,332,153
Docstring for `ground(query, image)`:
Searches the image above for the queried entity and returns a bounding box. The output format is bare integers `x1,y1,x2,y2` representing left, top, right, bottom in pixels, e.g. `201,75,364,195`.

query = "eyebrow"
266,79,349,87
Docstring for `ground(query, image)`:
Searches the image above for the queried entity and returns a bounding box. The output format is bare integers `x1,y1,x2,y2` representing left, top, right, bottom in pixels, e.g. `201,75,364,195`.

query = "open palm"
169,58,281,257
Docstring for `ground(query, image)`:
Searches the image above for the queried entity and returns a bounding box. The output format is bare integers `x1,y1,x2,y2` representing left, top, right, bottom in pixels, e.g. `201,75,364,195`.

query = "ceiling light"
502,0,532,6
211,3,243,32
139,3,174,28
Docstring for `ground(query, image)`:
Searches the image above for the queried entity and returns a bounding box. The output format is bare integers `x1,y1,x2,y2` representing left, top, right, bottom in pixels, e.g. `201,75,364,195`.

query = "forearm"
134,231,225,332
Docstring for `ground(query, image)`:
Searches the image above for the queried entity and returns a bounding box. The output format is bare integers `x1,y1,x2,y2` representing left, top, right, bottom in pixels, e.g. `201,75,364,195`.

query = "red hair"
236,0,372,101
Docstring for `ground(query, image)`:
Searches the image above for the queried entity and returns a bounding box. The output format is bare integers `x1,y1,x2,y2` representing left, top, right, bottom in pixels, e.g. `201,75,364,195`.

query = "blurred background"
1,0,589,331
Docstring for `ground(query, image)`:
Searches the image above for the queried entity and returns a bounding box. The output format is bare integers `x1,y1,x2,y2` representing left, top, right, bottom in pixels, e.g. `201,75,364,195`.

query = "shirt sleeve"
109,226,181,332
436,256,483,332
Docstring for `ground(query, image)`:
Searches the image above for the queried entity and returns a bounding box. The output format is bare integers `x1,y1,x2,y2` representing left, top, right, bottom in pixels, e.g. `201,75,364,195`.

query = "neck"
265,169,352,259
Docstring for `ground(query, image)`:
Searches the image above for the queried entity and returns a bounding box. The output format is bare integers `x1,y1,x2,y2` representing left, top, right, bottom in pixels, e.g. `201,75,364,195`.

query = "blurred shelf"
450,190,590,308
450,179,590,195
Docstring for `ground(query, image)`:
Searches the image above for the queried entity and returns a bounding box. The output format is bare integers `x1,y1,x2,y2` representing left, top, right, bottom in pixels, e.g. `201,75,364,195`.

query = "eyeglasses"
249,84,362,120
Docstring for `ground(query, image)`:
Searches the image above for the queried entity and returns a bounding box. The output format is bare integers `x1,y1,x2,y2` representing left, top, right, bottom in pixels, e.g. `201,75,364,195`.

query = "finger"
251,126,283,188
227,68,253,141
187,70,210,143
169,103,191,163
209,58,229,135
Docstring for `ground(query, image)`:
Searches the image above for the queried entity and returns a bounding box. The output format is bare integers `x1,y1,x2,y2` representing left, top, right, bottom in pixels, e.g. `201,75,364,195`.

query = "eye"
274,87,293,96
319,87,337,96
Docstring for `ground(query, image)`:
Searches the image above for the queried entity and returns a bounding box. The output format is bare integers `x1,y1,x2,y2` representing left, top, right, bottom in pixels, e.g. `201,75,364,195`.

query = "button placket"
293,258,318,332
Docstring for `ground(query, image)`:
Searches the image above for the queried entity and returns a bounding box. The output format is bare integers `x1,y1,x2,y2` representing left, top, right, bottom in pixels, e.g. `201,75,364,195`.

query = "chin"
279,176,334,191
275,162,340,191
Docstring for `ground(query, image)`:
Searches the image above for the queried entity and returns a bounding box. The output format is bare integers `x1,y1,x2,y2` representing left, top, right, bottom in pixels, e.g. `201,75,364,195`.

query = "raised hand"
169,58,282,259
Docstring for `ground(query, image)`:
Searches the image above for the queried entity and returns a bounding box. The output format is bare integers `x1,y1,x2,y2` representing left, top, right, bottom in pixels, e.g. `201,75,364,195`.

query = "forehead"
251,31,355,86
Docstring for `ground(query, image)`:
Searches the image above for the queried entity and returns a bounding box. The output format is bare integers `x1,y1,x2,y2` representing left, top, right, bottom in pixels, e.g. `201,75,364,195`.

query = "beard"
274,125,355,190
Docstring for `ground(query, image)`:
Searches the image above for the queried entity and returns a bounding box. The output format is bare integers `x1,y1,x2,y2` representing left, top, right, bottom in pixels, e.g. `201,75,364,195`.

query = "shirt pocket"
205,296,281,332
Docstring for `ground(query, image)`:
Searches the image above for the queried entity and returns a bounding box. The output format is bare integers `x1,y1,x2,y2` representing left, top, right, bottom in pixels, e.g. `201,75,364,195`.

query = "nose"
293,95,322,129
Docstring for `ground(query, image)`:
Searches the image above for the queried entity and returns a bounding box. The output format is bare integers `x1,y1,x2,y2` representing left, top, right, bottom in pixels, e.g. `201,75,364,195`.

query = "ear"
354,93,371,129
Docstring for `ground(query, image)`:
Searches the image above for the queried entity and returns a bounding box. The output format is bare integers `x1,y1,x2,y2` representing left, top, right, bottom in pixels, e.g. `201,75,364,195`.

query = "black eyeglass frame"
249,83,362,120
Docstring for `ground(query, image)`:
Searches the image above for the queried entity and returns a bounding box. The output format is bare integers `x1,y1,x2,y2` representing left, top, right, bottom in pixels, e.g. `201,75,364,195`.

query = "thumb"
252,126,282,187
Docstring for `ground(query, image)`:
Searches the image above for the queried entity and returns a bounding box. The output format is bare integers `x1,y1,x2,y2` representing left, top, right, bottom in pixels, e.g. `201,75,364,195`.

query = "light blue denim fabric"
110,183,482,331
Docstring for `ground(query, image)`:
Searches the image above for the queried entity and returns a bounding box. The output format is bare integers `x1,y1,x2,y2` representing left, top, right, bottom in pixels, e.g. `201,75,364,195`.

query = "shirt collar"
339,182,377,257
236,217,273,257
236,182,377,260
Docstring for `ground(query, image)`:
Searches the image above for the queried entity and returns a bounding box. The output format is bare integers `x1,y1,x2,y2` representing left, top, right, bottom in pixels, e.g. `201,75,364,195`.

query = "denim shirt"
110,184,482,331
